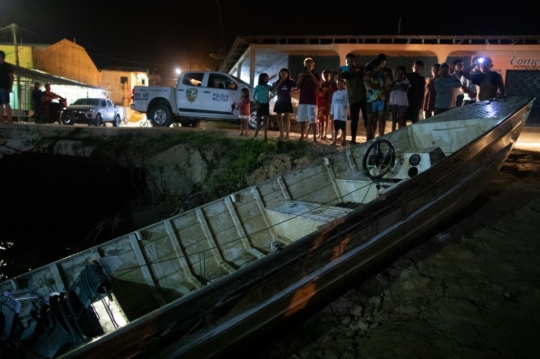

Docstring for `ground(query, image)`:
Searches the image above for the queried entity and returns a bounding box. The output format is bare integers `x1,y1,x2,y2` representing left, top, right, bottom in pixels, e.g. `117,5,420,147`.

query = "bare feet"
239,133,244,136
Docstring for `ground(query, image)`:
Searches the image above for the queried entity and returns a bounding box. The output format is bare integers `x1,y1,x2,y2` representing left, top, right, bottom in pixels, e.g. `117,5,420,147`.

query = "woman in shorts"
272,68,296,139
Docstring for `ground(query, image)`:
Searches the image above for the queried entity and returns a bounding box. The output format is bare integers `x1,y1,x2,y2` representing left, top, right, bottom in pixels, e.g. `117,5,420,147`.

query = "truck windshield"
231,75,253,89
73,99,101,106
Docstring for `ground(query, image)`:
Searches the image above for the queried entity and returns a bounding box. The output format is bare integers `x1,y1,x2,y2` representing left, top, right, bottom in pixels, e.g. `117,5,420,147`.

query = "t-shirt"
339,67,367,103
273,78,296,104
297,71,320,105
330,89,348,121
460,75,476,101
389,79,410,106
236,96,250,116
406,72,426,108
253,84,273,104
365,77,384,102
0,62,13,89
434,75,462,109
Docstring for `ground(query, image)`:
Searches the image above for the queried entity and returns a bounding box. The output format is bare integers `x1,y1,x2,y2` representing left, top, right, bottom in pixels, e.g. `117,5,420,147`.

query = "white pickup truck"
130,71,253,127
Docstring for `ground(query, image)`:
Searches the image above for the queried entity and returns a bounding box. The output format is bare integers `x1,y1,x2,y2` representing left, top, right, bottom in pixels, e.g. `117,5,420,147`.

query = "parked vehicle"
131,71,299,129
62,98,122,127
131,71,254,128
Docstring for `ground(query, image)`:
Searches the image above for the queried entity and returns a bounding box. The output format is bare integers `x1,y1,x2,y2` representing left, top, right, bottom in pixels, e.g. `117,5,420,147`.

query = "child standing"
316,87,328,140
330,79,348,146
389,66,410,131
321,70,338,140
253,73,273,140
236,88,251,136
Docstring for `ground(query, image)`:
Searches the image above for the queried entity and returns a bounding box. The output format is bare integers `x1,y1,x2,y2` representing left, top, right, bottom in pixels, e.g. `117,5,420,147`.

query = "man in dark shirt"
32,82,42,114
406,60,426,124
463,57,505,101
338,53,367,144
0,50,14,124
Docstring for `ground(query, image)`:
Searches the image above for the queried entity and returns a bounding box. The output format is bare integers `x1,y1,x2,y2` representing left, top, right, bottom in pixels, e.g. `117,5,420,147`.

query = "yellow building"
1,38,148,120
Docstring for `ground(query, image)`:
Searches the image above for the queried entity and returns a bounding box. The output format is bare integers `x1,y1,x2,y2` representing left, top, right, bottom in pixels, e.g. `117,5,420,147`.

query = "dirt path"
257,149,540,359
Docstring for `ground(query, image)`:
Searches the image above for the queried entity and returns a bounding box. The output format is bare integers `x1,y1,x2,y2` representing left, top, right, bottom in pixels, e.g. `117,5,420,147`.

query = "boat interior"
0,113,509,352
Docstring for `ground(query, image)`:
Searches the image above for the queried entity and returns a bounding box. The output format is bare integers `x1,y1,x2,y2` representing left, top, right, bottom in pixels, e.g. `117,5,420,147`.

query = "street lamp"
175,68,181,75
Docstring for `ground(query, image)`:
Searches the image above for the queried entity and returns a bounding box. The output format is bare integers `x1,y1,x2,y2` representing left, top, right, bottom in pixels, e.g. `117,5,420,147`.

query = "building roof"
220,34,540,73
12,64,104,89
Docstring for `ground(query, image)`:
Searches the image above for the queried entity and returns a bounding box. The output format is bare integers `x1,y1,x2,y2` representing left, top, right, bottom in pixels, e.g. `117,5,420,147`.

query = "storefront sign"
507,56,540,69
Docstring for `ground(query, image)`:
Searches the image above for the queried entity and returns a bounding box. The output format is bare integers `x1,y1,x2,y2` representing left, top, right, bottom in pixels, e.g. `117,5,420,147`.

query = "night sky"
1,0,537,78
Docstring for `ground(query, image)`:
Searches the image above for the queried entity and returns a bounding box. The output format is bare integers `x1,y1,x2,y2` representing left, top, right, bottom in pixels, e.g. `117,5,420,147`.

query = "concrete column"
249,47,256,87
336,47,351,66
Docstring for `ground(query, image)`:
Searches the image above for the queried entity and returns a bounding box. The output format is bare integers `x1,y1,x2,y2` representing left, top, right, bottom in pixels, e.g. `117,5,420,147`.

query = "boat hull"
160,101,529,358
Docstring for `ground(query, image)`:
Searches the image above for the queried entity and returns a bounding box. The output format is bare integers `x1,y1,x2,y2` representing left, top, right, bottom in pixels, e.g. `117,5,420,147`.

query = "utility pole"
11,24,21,110
216,0,227,68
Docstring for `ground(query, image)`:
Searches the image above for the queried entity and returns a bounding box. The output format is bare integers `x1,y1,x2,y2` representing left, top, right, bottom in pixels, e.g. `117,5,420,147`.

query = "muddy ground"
252,148,540,359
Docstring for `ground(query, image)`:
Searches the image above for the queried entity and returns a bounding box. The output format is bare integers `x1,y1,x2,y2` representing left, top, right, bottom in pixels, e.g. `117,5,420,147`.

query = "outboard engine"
0,260,116,358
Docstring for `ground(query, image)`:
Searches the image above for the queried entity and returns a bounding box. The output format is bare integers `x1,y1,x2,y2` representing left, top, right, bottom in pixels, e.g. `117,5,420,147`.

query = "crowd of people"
237,53,506,145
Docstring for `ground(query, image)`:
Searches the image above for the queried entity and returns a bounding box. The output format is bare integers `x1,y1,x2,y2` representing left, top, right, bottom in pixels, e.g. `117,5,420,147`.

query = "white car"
62,98,121,126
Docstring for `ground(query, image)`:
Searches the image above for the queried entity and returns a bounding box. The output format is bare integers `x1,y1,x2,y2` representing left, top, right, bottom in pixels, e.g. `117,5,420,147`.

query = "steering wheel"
362,139,396,180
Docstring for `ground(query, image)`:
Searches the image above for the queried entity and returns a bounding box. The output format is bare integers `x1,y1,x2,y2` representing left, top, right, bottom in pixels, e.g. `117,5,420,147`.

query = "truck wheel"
112,114,121,127
61,112,74,125
149,103,173,127
88,114,103,126
248,111,258,130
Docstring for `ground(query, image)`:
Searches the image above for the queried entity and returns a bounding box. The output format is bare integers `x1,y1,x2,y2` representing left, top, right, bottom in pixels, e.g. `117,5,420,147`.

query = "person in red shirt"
296,58,321,142
235,87,251,136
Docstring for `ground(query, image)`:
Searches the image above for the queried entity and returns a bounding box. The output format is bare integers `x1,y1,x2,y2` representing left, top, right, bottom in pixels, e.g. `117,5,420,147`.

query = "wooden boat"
0,96,533,359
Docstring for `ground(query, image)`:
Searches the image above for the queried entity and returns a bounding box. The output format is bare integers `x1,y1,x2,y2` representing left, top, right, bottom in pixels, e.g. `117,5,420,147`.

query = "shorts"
238,115,250,120
367,100,384,114
273,101,293,113
0,88,9,105
257,103,270,117
333,120,346,131
389,105,407,114
296,104,317,124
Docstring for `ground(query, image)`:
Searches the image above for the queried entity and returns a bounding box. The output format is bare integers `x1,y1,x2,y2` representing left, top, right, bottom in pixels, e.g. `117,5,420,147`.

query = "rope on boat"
106,179,382,278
